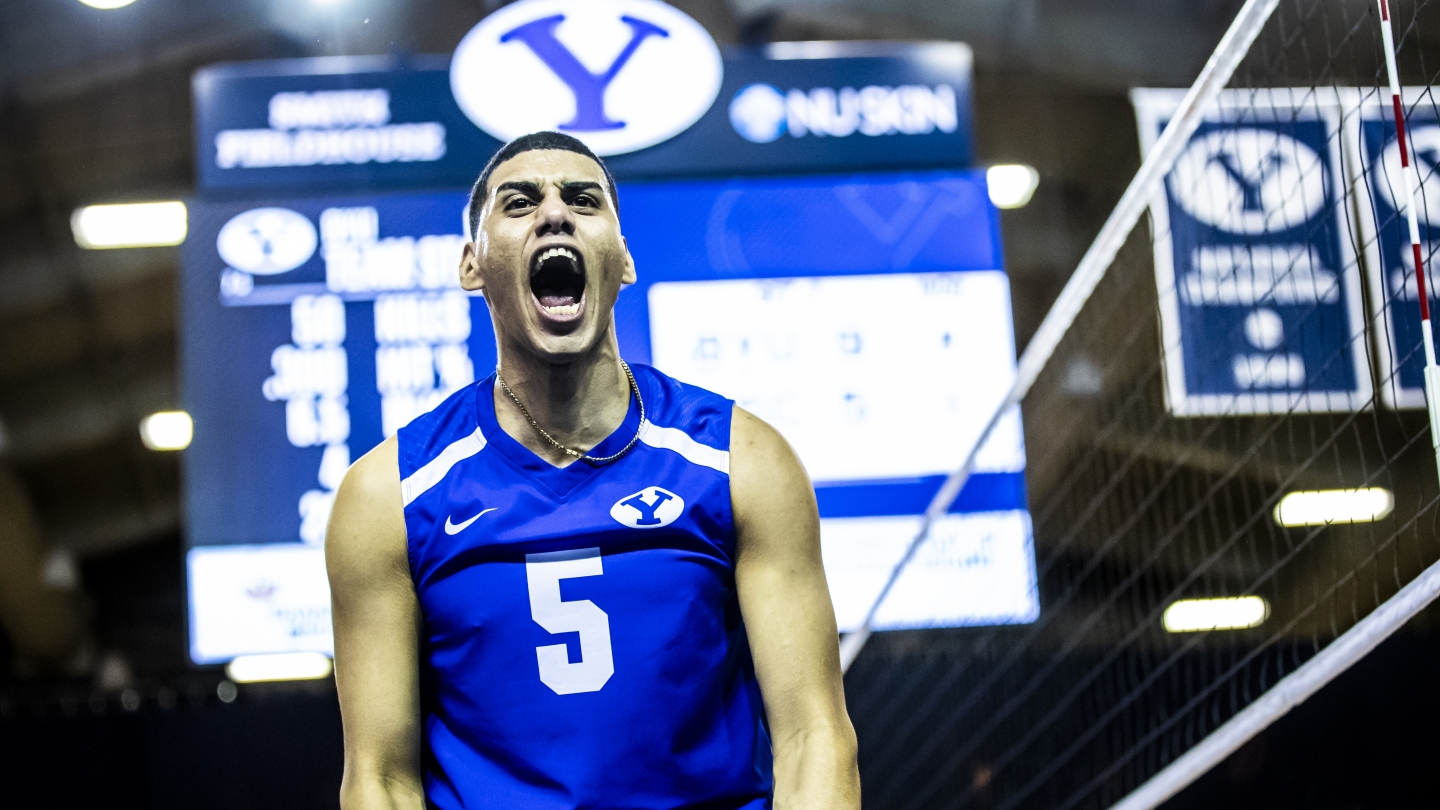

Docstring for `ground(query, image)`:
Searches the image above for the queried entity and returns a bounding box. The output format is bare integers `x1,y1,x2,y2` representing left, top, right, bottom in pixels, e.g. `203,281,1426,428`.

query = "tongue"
539,294,577,308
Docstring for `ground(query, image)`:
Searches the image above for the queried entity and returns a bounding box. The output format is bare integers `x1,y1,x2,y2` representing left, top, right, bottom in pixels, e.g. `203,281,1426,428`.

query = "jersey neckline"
473,369,649,500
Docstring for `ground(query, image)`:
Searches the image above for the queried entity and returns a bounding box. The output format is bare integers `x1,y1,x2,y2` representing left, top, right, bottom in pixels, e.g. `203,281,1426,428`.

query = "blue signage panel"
1132,89,1371,415
193,55,490,195
1352,91,1440,409
194,43,972,192
182,169,1036,659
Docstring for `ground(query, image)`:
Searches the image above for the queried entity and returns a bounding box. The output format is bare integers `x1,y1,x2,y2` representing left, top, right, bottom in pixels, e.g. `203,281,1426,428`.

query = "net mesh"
845,1,1440,808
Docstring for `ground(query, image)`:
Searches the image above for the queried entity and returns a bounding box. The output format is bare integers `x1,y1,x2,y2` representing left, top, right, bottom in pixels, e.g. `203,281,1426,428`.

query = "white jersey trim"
639,422,729,475
402,427,488,507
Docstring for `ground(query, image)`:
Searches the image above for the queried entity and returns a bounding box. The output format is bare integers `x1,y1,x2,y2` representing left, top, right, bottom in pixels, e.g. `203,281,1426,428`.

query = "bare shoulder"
730,405,795,462
729,406,817,533
341,434,401,496
326,436,408,581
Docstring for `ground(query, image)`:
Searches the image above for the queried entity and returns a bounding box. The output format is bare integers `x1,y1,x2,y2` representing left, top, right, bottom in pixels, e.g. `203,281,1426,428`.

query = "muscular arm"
731,407,861,810
326,437,426,810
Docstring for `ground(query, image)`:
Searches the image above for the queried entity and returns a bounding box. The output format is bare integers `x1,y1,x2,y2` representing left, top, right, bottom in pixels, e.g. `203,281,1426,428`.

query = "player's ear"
620,235,637,286
460,240,486,292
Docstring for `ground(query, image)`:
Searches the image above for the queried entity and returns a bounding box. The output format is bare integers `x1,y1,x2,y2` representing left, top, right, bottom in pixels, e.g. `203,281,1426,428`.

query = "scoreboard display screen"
182,169,1037,663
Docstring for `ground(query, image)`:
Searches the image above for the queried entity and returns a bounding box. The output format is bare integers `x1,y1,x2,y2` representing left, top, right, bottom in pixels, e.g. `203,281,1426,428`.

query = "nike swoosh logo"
444,508,497,535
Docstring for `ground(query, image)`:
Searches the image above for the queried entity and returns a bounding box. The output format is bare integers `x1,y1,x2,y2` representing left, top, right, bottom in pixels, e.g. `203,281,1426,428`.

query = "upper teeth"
538,247,576,264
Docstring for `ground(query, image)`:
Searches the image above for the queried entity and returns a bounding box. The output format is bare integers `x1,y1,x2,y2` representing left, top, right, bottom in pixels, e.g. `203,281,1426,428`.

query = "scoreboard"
182,171,1037,661
182,32,1038,665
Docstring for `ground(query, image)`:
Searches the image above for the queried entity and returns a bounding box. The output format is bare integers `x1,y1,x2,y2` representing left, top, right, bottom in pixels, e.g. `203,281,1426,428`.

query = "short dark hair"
466,131,620,239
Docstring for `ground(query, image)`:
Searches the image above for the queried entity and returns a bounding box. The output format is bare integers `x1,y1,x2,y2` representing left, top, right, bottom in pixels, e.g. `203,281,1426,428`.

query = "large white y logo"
450,0,724,154
500,14,668,131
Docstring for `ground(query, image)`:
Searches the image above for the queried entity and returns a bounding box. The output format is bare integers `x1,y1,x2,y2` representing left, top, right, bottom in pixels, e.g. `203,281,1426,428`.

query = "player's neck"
493,337,632,468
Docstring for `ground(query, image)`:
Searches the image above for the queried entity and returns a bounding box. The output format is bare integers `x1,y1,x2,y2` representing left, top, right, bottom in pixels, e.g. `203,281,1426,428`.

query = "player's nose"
534,192,575,237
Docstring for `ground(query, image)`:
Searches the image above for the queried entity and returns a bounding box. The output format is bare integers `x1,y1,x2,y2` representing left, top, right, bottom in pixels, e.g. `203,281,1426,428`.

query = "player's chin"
523,312,600,360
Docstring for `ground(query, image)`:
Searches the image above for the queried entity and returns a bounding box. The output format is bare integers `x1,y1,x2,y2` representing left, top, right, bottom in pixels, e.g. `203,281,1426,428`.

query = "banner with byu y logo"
1132,88,1370,416
1350,89,1440,410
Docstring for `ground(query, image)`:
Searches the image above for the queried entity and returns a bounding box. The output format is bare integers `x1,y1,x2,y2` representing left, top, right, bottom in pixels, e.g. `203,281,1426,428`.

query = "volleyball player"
325,132,860,809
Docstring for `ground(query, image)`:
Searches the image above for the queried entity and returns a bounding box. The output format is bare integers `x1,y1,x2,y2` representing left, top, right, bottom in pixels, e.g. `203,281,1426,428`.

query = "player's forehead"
487,149,608,197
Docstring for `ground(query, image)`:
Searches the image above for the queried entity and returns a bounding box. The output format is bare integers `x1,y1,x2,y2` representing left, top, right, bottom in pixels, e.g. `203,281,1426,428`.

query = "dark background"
4,0,1440,807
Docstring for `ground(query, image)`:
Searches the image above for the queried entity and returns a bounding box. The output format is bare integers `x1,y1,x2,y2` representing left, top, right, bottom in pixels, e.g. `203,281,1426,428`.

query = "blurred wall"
0,463,83,672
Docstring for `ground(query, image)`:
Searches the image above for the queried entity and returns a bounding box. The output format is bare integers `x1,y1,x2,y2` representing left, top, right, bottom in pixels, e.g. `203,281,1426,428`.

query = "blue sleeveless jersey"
396,364,772,809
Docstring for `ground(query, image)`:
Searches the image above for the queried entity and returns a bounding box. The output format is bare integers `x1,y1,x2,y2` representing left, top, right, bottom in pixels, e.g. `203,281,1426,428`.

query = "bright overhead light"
71,201,187,249
78,0,137,8
987,164,1039,209
1273,487,1394,527
225,652,333,683
139,411,193,451
1163,596,1269,633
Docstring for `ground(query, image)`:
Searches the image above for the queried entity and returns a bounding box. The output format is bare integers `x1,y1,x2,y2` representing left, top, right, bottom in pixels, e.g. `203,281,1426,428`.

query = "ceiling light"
1163,596,1269,633
78,0,137,9
139,411,193,451
225,652,333,683
987,164,1039,209
71,201,187,249
1273,487,1394,527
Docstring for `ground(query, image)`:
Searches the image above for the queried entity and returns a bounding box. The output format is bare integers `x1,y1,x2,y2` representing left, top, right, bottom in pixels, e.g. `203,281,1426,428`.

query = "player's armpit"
326,437,426,810
730,406,861,810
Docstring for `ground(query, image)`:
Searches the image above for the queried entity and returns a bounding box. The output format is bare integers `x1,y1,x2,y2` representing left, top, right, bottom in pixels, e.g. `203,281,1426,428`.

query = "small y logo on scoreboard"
217,208,318,276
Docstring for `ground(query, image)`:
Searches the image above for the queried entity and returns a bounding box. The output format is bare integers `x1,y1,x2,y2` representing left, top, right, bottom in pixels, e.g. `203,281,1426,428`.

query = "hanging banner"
1132,88,1371,416
1349,88,1440,409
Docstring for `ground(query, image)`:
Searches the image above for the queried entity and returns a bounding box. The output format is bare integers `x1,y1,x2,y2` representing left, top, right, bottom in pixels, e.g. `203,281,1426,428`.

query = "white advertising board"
188,544,334,664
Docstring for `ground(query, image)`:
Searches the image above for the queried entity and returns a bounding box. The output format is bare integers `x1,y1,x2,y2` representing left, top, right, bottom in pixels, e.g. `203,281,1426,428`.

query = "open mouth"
530,246,586,319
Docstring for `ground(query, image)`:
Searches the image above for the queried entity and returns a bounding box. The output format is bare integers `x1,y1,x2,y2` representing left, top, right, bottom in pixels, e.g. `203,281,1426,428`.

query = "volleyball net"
842,0,1440,807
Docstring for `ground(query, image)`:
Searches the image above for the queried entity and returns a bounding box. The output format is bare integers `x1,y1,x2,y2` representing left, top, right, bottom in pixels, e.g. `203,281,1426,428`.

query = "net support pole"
1378,0,1440,474
1099,6,1440,808
837,0,1283,672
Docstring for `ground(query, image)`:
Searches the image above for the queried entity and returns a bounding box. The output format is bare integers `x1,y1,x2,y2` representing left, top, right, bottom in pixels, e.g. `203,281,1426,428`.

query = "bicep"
326,438,424,797
730,407,849,742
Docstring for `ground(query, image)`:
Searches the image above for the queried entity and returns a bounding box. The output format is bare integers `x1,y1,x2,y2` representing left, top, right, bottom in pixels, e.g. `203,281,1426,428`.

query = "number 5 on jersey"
525,548,614,695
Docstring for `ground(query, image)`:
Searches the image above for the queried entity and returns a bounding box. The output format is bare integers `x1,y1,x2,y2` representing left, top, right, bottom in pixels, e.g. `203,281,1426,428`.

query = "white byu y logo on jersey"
610,486,684,529
449,0,723,156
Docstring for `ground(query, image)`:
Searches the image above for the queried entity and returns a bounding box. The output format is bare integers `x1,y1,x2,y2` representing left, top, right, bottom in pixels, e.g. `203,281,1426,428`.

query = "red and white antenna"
1377,0,1440,468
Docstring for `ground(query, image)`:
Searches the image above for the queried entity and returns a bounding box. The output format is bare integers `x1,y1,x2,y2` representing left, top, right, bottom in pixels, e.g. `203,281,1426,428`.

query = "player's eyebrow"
494,180,607,206
560,181,605,195
495,180,542,199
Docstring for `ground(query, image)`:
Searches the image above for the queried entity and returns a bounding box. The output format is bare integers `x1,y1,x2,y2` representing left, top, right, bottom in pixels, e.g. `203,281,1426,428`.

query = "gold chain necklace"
495,360,646,465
